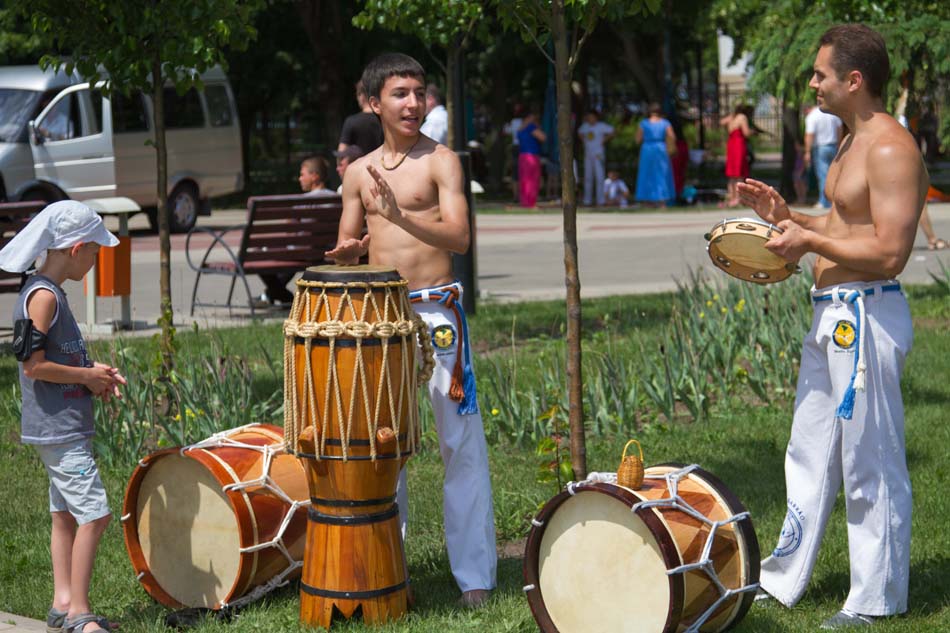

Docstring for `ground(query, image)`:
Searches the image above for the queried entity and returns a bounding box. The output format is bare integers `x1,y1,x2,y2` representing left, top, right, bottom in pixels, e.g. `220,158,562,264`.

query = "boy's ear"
69,242,84,257
369,96,381,116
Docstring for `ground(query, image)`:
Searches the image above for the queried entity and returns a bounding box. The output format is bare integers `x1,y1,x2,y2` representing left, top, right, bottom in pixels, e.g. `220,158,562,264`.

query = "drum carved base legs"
299,505,409,629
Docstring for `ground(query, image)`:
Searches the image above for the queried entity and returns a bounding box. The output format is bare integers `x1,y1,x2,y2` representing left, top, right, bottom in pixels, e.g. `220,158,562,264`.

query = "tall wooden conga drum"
524,463,760,633
283,265,433,629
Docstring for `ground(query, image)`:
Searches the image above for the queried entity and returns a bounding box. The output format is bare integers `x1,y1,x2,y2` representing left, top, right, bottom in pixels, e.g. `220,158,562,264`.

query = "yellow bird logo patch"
833,320,856,349
433,324,456,351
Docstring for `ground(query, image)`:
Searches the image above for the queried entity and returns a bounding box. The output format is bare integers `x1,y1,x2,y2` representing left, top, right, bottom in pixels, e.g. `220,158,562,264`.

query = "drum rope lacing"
562,466,760,633
183,423,310,610
283,280,434,460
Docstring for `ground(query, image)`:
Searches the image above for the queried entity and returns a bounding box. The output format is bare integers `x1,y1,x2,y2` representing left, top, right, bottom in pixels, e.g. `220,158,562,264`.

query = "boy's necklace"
380,137,421,171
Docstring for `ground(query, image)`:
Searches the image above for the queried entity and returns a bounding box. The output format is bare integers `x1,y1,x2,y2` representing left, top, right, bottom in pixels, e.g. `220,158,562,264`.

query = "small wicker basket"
617,439,644,489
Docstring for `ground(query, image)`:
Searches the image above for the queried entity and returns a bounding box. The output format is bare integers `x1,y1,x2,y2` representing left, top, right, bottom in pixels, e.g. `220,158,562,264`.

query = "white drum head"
136,454,240,607
538,491,675,633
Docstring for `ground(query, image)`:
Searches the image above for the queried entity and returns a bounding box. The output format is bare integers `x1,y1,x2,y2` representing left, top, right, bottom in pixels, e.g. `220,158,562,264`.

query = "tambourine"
705,217,800,284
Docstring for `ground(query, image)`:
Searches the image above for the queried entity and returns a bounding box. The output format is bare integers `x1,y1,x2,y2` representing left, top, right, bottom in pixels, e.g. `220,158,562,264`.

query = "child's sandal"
63,614,111,633
46,608,68,633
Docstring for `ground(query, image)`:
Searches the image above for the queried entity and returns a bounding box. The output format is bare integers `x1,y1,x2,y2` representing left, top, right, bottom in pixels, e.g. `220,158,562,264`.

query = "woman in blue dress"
635,103,676,207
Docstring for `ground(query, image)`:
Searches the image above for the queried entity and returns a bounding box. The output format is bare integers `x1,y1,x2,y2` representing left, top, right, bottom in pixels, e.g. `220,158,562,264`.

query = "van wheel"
20,188,59,204
168,183,199,233
145,208,159,232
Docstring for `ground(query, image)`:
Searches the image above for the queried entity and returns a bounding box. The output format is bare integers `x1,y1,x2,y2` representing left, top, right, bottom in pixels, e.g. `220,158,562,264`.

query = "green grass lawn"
1,289,949,632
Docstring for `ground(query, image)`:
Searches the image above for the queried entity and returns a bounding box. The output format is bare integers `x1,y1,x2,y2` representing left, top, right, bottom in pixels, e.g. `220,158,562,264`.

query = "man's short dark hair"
301,156,329,183
819,24,890,98
361,53,426,100
426,83,442,104
333,145,363,161
355,80,367,100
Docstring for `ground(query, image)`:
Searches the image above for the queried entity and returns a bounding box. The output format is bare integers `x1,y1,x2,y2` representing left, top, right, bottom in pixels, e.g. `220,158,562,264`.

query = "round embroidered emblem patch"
773,508,803,557
833,320,856,349
432,324,456,351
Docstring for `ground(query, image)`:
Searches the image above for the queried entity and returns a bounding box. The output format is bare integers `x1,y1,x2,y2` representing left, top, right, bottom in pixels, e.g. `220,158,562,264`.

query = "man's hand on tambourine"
765,219,810,262
737,178,791,225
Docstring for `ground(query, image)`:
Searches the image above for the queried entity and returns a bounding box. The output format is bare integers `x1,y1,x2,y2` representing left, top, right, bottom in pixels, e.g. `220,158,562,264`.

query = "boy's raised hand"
367,165,403,223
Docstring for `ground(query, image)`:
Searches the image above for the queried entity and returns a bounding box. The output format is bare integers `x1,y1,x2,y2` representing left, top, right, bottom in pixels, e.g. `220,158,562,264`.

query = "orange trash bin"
91,236,131,296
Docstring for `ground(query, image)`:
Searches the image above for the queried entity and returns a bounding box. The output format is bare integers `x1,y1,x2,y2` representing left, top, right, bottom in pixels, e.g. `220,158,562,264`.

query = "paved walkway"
1,202,948,340
0,612,44,633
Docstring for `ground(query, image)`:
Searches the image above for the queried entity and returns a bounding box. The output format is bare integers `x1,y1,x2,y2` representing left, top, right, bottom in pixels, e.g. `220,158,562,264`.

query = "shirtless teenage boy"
326,53,496,608
738,24,927,629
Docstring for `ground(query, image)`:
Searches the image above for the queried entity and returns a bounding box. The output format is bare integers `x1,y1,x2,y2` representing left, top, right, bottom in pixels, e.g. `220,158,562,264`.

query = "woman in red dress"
720,104,753,207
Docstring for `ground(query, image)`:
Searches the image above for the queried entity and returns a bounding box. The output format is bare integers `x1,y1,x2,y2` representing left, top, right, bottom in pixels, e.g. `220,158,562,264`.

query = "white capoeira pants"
396,283,497,593
760,281,913,616
583,151,606,205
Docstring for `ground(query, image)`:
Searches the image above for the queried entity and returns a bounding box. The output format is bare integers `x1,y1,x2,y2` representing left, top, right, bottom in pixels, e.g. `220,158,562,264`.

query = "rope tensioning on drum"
283,279,434,461
632,465,759,633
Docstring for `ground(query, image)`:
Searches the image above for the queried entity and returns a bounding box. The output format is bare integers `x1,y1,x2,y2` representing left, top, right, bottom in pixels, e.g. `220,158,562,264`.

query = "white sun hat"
0,200,119,273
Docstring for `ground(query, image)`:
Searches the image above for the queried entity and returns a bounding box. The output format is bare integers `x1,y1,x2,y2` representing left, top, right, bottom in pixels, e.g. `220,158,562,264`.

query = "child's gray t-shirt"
15,274,94,445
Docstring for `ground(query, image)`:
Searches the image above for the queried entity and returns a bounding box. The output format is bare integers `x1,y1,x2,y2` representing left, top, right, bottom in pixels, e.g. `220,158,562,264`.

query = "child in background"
0,201,126,633
604,170,631,208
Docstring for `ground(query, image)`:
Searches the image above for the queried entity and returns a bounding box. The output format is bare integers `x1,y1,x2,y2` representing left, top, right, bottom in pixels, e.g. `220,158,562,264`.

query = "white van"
0,65,243,232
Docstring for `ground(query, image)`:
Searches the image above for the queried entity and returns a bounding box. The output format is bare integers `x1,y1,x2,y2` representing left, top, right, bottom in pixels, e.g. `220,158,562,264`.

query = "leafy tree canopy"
19,0,263,94
714,0,950,141
354,0,487,53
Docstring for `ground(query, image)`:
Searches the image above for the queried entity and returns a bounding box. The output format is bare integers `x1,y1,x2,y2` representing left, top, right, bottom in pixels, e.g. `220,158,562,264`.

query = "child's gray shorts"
35,439,110,524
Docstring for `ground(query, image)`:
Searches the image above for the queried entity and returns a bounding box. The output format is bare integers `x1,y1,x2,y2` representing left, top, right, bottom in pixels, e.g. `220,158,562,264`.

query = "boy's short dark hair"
818,24,890,98
301,156,329,183
361,53,426,100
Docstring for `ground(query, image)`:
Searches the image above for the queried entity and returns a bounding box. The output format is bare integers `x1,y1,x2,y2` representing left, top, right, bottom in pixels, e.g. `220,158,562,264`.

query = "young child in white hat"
0,200,126,633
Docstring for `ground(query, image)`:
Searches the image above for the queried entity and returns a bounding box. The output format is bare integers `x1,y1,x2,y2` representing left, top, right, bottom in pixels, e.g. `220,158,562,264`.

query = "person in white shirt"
420,83,448,145
804,103,843,208
577,110,615,206
603,170,630,207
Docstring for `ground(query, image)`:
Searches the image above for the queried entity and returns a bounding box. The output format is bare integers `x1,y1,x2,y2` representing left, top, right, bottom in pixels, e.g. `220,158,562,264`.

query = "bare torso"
813,116,927,288
351,138,455,290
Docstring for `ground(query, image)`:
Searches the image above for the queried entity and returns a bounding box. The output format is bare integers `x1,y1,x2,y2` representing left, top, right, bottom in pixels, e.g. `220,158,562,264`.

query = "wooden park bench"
186,194,349,317
0,201,47,295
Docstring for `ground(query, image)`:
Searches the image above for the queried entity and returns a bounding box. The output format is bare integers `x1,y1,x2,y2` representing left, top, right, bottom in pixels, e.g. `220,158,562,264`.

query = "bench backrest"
0,201,46,293
239,194,345,267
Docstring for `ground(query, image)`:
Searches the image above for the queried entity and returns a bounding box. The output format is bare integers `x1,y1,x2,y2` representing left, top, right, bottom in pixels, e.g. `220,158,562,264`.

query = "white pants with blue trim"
760,281,913,616
396,293,497,593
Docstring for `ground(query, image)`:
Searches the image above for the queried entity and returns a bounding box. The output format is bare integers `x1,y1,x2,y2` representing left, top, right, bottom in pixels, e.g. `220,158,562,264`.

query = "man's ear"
369,96,381,116
847,70,864,94
70,242,84,257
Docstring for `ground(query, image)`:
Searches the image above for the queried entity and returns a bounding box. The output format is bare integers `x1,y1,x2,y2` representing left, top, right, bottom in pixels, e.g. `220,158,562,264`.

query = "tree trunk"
151,58,174,374
552,0,586,481
446,46,457,151
297,0,345,147
780,101,800,202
